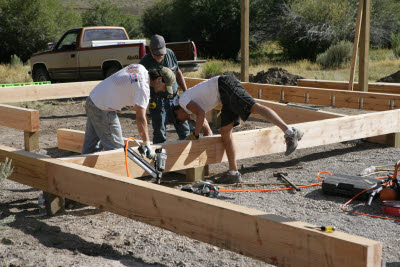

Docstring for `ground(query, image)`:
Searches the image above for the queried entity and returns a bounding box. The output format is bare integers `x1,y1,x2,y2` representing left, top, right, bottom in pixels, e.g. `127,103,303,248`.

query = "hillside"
63,0,155,15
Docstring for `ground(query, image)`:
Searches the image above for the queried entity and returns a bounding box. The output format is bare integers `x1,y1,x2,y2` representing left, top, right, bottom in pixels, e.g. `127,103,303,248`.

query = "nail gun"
126,143,167,184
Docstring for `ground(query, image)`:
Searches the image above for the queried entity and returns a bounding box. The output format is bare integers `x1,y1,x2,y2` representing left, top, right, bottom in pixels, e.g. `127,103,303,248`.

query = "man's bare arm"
135,106,150,143
176,69,187,92
186,100,206,136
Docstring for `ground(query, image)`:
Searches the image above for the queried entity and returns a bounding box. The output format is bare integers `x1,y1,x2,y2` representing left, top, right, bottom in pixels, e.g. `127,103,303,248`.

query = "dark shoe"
215,171,243,184
284,128,304,156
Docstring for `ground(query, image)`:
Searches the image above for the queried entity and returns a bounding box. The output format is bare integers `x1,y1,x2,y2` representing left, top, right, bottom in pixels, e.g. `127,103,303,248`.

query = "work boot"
215,171,243,184
284,128,304,156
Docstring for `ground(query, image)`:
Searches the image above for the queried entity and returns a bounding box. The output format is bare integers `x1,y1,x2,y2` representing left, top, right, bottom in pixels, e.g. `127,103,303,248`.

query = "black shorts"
218,75,256,127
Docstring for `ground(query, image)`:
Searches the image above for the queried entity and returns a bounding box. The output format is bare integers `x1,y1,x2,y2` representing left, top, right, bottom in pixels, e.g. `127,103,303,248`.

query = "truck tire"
105,65,121,78
33,66,51,82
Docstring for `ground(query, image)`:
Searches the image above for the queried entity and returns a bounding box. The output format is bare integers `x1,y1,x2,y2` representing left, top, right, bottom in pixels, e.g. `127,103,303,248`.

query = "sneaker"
284,128,304,156
215,171,243,184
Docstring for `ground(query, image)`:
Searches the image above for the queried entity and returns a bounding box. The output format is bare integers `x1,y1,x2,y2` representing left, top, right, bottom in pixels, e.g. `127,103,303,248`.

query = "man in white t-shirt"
173,75,304,183
82,64,176,158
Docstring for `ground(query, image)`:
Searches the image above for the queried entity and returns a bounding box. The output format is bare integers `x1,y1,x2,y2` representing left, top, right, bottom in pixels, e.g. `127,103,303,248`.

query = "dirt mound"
377,70,400,83
206,67,303,85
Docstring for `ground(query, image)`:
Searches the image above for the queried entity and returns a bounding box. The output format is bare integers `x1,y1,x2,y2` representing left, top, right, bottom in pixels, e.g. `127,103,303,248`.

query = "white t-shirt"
179,76,220,114
90,64,150,111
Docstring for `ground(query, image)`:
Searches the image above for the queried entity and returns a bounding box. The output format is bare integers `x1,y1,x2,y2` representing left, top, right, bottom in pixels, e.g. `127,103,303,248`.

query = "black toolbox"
322,174,381,199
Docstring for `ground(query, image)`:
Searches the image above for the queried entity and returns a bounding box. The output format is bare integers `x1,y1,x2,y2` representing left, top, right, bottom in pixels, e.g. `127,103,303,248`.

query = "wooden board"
185,78,400,111
0,144,382,266
58,110,400,178
0,81,99,103
0,104,39,131
298,79,400,95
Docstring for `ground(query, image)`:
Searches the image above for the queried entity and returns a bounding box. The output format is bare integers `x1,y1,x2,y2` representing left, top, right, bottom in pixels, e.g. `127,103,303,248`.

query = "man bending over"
173,75,304,183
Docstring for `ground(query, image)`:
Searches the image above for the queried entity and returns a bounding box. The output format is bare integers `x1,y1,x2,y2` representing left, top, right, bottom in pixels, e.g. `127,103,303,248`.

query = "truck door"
49,30,79,80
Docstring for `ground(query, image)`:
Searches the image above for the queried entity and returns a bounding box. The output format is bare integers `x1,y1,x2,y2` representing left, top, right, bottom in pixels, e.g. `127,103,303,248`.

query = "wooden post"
359,0,370,92
240,0,249,82
24,131,39,152
348,0,364,91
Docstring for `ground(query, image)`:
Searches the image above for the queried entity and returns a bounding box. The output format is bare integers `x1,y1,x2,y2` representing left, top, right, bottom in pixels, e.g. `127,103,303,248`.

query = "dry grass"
2,49,400,83
0,64,32,84
187,49,400,82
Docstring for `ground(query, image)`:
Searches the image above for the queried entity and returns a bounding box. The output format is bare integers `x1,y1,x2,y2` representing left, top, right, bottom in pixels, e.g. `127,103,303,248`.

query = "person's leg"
85,97,124,151
82,98,101,154
82,117,100,154
167,97,190,140
220,122,237,171
250,103,289,132
150,97,167,144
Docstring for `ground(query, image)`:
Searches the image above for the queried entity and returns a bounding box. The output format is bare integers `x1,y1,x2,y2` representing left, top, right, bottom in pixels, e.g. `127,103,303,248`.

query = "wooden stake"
348,0,364,91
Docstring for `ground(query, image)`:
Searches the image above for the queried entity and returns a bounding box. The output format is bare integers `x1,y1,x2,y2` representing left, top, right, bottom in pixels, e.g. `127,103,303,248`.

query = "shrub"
201,61,224,78
10,55,23,67
316,41,353,69
0,158,13,185
391,32,400,58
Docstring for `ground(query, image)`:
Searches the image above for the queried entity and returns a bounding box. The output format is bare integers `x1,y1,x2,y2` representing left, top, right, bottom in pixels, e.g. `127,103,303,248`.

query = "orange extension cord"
124,137,137,178
218,171,329,193
341,162,400,222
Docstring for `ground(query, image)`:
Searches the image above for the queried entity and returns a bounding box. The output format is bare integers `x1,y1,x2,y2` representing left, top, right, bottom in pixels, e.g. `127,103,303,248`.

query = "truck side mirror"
48,42,55,50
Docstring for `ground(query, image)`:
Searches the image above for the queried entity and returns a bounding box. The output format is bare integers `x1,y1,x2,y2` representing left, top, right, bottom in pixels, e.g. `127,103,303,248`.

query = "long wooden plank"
0,81,100,103
185,78,400,111
0,144,382,266
58,110,400,178
0,104,39,131
298,79,400,95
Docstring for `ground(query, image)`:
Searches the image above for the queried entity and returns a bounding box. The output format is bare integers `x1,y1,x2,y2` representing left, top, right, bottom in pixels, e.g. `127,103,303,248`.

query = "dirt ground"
1,96,400,266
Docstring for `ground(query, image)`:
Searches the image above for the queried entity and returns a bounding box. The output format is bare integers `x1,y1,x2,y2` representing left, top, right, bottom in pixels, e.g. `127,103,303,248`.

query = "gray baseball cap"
159,67,175,94
150,34,167,56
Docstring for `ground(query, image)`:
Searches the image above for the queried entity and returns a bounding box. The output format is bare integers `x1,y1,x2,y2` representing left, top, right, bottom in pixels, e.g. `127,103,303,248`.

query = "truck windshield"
83,29,128,41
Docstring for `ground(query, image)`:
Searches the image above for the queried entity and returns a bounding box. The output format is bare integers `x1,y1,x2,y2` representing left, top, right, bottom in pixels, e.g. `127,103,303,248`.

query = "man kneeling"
173,75,304,184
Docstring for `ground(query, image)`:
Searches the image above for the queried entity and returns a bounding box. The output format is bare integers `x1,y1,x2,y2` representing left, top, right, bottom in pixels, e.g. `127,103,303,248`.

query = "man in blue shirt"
139,34,190,144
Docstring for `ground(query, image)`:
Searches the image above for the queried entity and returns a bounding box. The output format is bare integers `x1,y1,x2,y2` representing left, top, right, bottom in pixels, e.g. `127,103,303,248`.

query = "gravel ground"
0,98,400,266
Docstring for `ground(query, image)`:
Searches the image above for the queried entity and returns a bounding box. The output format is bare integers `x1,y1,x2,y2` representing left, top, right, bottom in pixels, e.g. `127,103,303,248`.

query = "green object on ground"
0,81,51,87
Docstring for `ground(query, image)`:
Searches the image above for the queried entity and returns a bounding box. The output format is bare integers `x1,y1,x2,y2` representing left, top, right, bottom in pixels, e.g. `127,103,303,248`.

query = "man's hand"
139,141,155,159
185,133,199,140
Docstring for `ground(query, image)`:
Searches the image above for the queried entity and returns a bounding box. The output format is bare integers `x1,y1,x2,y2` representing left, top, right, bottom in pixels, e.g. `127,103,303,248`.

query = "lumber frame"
186,78,400,111
298,79,400,95
57,109,400,178
0,144,382,266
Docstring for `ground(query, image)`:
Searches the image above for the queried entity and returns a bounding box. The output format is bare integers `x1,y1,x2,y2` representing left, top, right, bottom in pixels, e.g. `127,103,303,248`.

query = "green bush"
391,32,400,58
0,0,81,63
0,158,13,185
201,61,224,78
10,55,22,67
82,0,143,38
316,41,353,69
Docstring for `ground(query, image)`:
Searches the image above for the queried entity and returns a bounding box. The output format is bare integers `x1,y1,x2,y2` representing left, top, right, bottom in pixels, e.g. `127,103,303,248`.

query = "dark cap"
150,34,166,56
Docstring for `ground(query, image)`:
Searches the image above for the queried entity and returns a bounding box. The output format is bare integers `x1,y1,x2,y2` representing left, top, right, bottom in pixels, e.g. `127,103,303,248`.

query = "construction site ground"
0,98,400,267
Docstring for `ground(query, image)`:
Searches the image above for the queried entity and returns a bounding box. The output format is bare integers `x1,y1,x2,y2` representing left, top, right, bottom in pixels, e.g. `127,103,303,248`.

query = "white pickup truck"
29,26,205,82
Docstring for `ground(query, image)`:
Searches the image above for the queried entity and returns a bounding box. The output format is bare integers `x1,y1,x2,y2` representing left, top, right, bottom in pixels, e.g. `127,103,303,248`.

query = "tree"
142,0,242,60
82,0,143,38
0,0,81,63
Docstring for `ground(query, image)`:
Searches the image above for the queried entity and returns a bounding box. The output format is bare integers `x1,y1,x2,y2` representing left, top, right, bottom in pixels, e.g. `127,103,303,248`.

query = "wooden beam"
240,0,249,82
348,0,364,91
298,79,400,95
58,110,400,178
359,0,371,92
0,104,39,132
185,78,400,111
0,144,382,266
0,81,99,103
